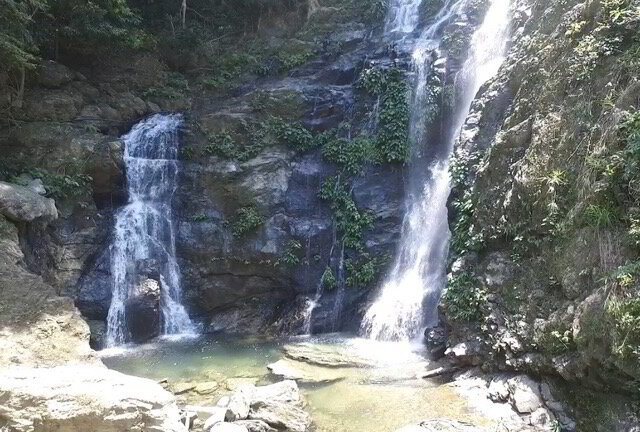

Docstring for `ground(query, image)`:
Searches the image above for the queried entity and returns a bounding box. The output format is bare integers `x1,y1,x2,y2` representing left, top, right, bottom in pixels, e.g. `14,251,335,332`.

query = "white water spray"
106,114,195,346
361,0,511,341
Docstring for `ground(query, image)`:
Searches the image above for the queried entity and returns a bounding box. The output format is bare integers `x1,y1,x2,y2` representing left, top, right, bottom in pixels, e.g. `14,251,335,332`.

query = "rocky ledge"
0,366,187,432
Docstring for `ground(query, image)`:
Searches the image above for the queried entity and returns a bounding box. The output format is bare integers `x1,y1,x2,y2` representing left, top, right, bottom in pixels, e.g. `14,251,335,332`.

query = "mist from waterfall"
361,0,511,341
106,114,194,347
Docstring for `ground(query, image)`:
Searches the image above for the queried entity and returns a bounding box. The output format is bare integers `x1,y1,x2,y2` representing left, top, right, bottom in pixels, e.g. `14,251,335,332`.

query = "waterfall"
106,114,195,347
385,0,422,33
361,0,511,341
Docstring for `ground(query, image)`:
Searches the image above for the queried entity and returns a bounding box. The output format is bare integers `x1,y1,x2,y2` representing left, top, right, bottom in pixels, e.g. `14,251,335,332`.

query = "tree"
37,0,144,59
0,0,47,107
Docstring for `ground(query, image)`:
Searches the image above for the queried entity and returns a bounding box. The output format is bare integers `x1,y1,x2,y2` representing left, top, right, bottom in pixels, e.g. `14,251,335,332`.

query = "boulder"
267,359,346,384
37,60,75,88
250,380,301,404
529,407,555,428
195,381,220,395
395,421,486,432
172,382,197,395
125,278,161,343
12,174,46,195
219,385,252,421
0,181,58,222
87,319,107,350
218,381,309,432
445,341,485,366
424,325,447,359
282,342,376,368
507,375,543,414
247,400,311,432
210,424,249,432
234,420,277,432
487,375,510,402
202,407,227,431
0,365,187,432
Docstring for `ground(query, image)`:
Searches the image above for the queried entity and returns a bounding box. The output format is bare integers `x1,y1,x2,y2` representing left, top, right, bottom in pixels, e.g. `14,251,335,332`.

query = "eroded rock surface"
0,365,187,432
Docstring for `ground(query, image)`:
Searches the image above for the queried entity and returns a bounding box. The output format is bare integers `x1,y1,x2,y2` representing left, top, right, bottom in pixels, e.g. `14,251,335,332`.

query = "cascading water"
385,0,422,33
106,113,194,347
361,0,512,341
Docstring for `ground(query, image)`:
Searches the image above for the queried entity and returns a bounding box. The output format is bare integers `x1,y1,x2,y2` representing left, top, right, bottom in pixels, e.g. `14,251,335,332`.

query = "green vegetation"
276,240,303,266
584,202,618,229
319,177,373,251
231,206,264,237
567,0,640,83
144,72,189,100
321,266,338,291
202,116,319,161
449,149,484,257
609,296,640,360
321,132,377,175
358,67,410,163
345,256,377,288
3,167,93,202
538,323,576,355
443,271,487,322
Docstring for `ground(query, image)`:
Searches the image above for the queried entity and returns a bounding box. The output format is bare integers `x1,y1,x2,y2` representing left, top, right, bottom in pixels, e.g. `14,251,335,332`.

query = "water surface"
102,334,491,432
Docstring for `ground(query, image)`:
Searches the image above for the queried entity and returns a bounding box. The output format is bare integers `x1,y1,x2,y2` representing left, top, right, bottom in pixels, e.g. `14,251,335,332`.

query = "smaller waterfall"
385,0,422,33
106,114,194,347
361,0,512,341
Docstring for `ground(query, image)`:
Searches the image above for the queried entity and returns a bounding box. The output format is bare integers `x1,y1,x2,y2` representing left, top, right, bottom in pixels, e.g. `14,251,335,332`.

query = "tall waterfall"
106,114,194,347
361,0,511,341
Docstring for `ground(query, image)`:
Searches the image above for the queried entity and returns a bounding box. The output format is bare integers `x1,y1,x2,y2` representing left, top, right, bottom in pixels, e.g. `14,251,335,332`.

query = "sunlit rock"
0,365,187,432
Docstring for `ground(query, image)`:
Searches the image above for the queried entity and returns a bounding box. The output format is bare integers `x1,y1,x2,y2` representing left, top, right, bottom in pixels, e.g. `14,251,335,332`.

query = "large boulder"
37,60,75,88
216,381,310,432
0,365,187,432
234,420,277,432
506,375,543,414
125,278,161,343
0,181,57,222
247,400,311,432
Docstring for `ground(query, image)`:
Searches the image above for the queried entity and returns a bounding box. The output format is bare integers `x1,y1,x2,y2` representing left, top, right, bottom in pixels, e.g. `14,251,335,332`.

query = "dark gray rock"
37,61,76,88
424,325,447,360
124,278,161,343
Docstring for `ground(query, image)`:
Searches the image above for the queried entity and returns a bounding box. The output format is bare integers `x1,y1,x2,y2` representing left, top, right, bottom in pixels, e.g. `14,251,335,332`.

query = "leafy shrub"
276,240,302,266
358,66,410,163
449,150,484,257
266,117,317,152
345,256,377,288
231,206,264,237
584,203,618,229
204,133,237,159
319,178,373,251
322,133,376,175
443,272,487,322
27,168,92,201
608,296,640,360
144,72,189,100
539,324,576,355
321,267,338,291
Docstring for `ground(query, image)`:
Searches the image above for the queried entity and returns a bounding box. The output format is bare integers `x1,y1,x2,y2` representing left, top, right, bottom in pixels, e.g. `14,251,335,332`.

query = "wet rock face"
125,278,162,343
171,30,410,334
0,0,492,340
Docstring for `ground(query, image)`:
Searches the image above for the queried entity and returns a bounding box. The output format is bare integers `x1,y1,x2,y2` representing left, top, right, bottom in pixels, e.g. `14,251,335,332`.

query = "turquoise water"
101,334,489,432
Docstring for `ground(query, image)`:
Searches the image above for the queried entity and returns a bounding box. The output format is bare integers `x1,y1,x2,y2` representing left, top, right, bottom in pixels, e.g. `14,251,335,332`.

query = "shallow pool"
101,333,491,432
